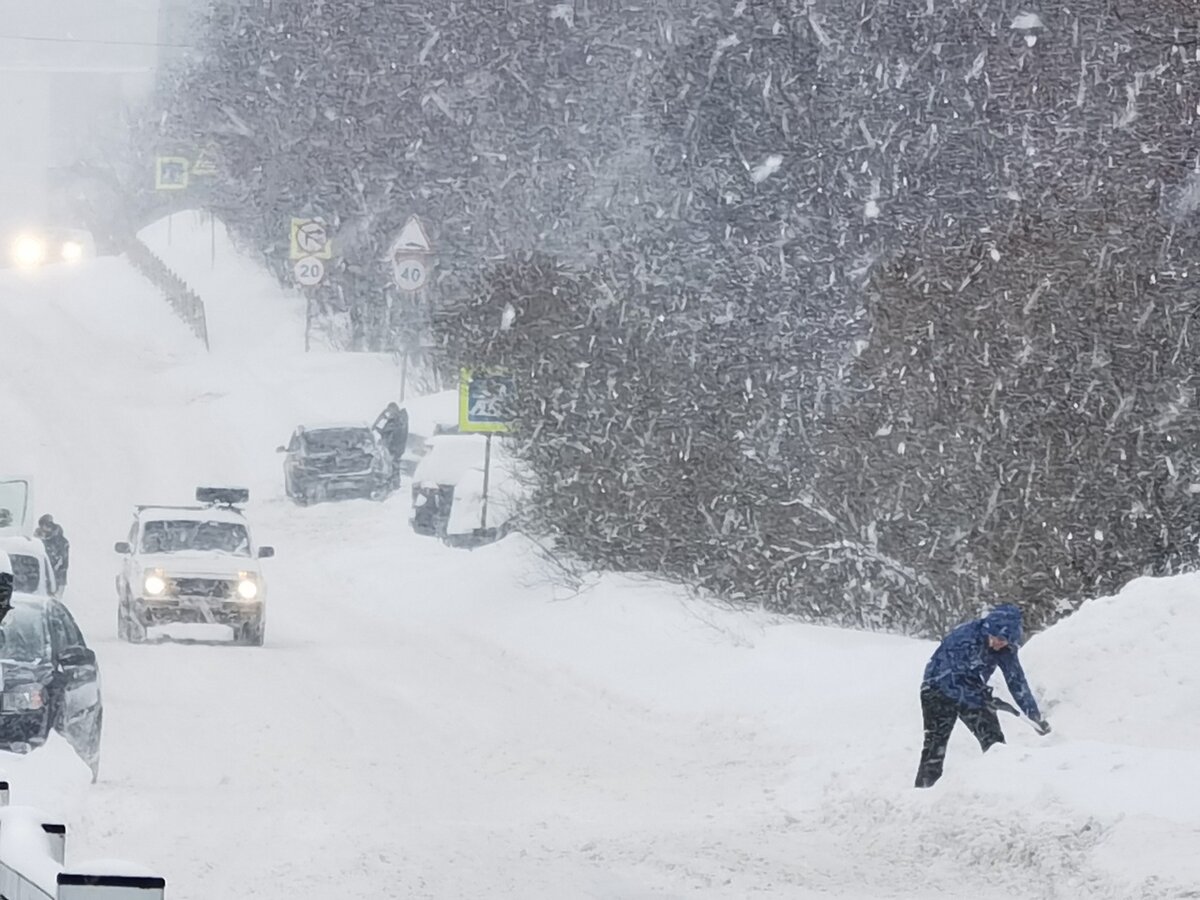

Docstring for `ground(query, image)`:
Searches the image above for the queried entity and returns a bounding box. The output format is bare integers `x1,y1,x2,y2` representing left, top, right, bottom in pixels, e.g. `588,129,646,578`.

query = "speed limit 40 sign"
388,215,434,292
393,255,428,292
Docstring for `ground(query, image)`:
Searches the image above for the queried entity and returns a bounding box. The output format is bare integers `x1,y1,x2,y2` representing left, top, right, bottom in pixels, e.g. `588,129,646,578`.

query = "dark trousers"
915,684,1005,788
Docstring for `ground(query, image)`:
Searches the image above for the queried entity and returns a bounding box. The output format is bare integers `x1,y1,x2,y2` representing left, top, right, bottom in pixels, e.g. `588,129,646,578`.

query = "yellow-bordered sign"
458,368,515,433
289,218,332,260
154,157,190,191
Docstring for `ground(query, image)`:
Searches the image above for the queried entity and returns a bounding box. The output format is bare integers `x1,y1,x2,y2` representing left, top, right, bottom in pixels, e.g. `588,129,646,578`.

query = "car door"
118,518,138,596
47,602,102,773
283,430,303,483
0,477,33,536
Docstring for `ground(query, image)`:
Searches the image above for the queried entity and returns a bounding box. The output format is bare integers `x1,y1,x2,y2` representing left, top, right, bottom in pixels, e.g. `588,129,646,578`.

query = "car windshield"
303,429,374,453
9,554,41,593
140,519,251,556
0,604,49,663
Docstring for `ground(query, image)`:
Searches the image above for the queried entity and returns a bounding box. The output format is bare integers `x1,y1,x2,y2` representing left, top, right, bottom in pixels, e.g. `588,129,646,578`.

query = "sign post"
458,369,515,532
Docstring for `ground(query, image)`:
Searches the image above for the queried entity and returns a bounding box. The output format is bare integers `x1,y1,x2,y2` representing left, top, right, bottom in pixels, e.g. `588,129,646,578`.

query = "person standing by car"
375,402,410,487
915,603,1051,788
35,514,69,594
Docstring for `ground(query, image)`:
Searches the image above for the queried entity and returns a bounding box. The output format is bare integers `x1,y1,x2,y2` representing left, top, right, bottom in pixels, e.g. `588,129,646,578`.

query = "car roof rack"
196,487,250,507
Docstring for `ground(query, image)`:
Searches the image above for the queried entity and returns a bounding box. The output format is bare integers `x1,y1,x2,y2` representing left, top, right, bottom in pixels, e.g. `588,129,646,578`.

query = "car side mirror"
276,445,288,453
59,646,96,667
258,546,275,558
114,541,131,554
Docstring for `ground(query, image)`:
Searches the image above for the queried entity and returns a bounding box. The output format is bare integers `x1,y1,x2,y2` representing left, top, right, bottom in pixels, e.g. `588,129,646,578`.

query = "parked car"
0,535,58,598
410,434,522,545
114,487,274,645
0,593,103,781
278,424,394,504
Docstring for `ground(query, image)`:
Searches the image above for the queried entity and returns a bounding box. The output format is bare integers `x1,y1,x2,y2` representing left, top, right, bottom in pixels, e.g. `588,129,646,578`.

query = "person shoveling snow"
915,603,1051,787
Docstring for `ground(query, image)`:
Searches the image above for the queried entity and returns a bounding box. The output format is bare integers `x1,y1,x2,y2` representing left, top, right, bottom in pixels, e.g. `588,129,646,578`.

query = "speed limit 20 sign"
294,256,325,286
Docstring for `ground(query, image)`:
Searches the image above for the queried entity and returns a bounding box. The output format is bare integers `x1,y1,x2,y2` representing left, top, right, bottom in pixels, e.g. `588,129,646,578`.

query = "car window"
9,554,41,593
287,431,300,452
0,604,50,662
140,519,251,556
303,429,374,453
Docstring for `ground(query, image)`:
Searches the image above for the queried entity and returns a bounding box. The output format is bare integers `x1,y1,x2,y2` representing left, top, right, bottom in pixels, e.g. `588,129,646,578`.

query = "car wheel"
85,709,102,783
240,616,265,647
120,595,146,644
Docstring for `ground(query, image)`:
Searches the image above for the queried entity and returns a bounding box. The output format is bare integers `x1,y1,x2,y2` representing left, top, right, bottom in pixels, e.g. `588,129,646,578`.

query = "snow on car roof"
301,422,373,432
412,433,514,487
0,535,47,555
136,505,247,524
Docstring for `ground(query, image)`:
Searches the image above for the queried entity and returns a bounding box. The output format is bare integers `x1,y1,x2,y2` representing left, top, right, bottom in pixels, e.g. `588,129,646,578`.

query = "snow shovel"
987,696,1052,735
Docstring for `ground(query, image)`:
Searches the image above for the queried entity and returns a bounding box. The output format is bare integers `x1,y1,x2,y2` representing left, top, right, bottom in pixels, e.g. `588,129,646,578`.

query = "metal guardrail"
122,238,210,351
0,782,165,899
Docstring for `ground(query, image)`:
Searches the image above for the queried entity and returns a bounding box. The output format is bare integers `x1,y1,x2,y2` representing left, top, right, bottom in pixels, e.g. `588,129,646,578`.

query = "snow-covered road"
1,217,1196,899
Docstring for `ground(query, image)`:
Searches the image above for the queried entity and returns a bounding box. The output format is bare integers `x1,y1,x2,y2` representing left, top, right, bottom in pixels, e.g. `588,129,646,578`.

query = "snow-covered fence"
0,782,165,899
122,237,210,351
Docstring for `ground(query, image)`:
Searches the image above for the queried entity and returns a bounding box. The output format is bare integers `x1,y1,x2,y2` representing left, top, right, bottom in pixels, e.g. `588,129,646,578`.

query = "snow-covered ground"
0,217,1196,898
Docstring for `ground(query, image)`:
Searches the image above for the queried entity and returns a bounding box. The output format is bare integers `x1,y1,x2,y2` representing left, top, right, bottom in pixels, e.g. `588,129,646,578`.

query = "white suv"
114,488,274,645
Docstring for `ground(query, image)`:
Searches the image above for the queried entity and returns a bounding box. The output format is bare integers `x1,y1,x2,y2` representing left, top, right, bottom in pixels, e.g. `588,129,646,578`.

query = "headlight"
236,576,259,601
143,572,168,596
2,685,45,712
60,240,84,263
11,234,48,269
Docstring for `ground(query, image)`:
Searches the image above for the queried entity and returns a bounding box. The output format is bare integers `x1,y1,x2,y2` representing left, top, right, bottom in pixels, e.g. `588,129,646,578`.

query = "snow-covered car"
113,488,274,645
0,535,57,597
411,434,523,545
0,593,103,782
278,424,394,504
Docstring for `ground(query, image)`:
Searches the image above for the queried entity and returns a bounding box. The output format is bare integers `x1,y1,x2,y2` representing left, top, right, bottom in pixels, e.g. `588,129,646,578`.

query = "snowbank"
1026,571,1200,750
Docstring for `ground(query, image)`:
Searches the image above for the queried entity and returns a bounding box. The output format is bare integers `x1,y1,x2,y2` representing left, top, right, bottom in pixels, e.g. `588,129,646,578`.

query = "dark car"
278,425,394,505
0,594,102,781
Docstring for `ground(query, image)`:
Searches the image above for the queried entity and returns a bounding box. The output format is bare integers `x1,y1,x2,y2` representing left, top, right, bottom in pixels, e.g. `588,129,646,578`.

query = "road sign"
388,215,433,291
293,256,325,286
393,256,429,292
290,218,332,260
154,157,190,191
459,368,515,433
191,144,218,176
392,215,432,253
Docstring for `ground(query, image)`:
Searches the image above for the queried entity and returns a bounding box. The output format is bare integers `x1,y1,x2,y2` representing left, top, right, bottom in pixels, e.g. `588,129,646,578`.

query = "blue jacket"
922,604,1041,720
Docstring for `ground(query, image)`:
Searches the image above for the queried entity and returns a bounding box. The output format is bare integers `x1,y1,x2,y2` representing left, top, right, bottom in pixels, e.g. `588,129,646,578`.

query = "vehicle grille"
172,578,233,599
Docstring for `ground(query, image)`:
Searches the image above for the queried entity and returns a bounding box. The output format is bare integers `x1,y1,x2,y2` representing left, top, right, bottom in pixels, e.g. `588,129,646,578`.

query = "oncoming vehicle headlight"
60,240,84,264
236,576,259,601
11,233,48,269
143,571,168,596
1,685,45,712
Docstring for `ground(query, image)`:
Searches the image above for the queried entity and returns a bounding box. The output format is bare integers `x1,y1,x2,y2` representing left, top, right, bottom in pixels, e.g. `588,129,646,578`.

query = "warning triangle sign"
191,144,219,177
393,216,432,253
